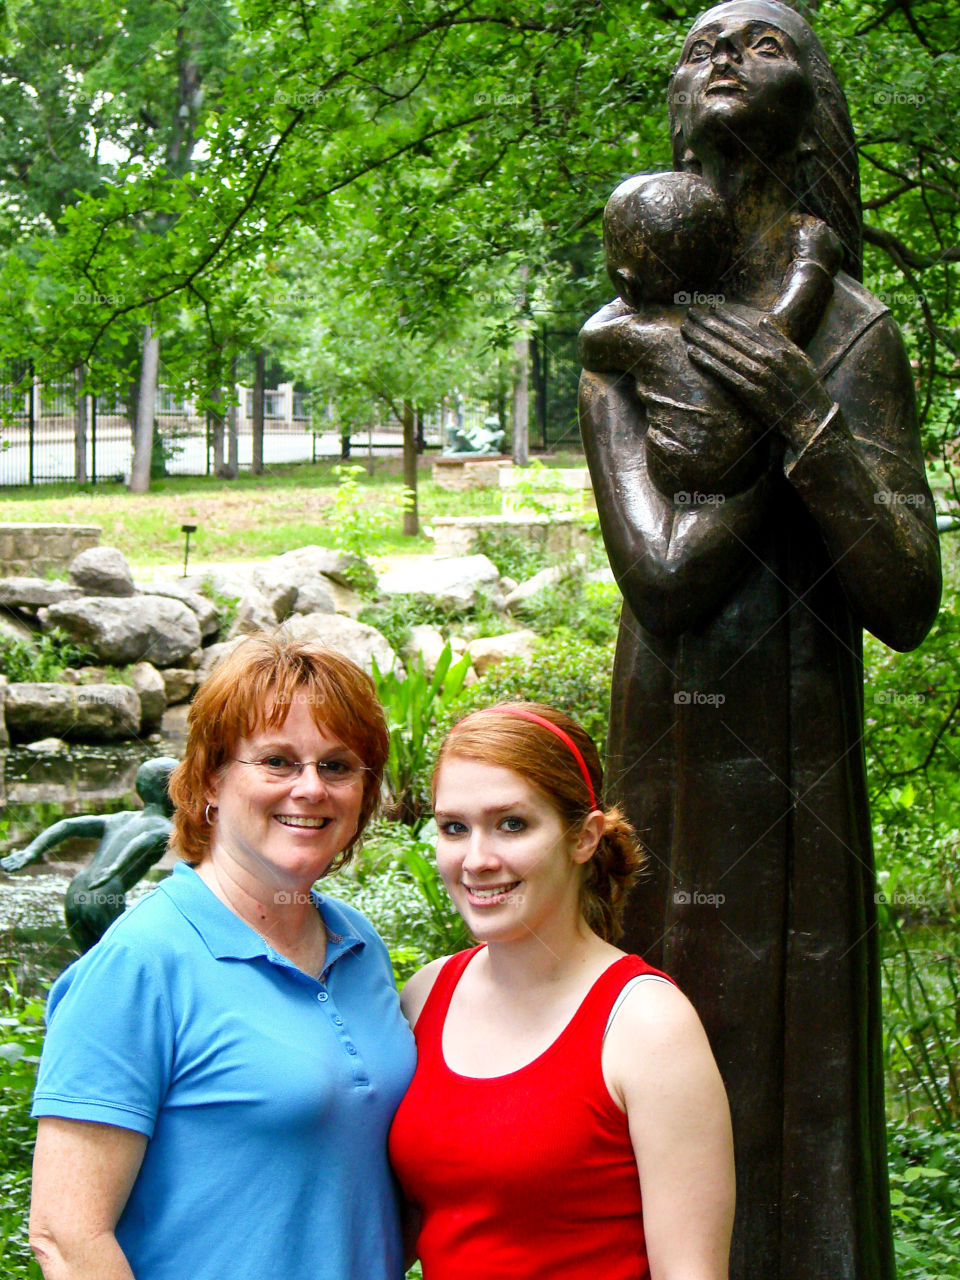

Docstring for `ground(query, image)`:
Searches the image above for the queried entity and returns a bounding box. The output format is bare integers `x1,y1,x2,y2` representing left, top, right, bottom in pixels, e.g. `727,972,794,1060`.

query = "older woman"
28,634,415,1280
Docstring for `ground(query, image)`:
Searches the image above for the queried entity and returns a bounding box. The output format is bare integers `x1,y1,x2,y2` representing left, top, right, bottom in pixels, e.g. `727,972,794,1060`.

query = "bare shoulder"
399,955,451,1028
604,979,722,1105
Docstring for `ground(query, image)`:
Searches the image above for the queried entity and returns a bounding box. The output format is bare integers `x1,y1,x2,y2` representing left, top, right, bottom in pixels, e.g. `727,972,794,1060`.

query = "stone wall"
432,513,595,558
0,524,101,578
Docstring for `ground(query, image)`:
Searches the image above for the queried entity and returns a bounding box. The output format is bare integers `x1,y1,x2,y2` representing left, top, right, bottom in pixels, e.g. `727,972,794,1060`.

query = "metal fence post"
28,363,35,486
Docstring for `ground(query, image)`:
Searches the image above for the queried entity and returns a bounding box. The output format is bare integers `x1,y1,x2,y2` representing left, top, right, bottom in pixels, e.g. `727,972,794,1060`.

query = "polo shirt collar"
159,862,366,968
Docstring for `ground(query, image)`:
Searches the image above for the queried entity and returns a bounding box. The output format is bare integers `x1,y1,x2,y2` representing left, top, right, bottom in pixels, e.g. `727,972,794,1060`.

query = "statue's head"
603,172,732,306
136,757,178,815
669,0,862,279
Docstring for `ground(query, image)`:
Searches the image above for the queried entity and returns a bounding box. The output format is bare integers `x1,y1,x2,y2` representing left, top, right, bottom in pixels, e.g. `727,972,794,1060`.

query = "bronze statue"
578,4,942,1278
1,757,177,951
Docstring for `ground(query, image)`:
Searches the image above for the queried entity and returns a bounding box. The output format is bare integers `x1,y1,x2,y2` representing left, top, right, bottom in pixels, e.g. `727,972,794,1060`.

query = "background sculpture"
1,757,177,951
578,4,942,1278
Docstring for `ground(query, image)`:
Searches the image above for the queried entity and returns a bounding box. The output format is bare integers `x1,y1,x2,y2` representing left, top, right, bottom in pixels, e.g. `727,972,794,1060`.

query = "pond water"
0,709,187,994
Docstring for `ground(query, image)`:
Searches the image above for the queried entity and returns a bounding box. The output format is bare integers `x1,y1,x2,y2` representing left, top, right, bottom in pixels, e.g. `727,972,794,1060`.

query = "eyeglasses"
231,755,366,786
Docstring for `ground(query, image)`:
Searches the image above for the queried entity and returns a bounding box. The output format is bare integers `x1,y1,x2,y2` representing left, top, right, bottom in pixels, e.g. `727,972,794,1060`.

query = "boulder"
291,581,337,617
256,545,368,589
0,611,36,644
402,624,448,675
280,613,398,676
377,554,503,609
131,662,167,731
316,579,363,618
226,589,279,639
4,682,141,742
24,737,69,753
0,577,82,608
74,685,141,740
41,596,202,667
466,629,540,676
504,564,570,607
258,581,299,622
197,637,246,678
68,546,135,596
139,581,219,638
162,668,199,705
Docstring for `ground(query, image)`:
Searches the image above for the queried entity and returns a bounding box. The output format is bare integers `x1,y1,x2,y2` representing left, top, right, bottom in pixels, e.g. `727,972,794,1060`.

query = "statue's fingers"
687,346,760,402
682,324,768,383
685,309,775,364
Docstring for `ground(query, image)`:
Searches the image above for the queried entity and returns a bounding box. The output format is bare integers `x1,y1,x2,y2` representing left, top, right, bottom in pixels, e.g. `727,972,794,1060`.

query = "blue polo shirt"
33,862,417,1280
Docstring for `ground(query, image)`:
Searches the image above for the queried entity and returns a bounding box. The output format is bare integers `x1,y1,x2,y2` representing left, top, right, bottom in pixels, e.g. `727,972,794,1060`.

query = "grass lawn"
0,452,588,566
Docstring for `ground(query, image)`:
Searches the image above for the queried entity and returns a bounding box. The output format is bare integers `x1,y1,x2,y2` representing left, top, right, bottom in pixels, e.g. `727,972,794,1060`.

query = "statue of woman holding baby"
578,3,941,1278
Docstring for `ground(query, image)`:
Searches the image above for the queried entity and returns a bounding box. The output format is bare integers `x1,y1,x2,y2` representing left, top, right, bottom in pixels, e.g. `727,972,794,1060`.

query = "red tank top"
389,947,674,1280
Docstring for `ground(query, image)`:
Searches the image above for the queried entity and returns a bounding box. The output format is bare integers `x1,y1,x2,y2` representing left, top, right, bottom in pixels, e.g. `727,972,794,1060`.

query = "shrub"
0,629,94,682
0,971,44,1279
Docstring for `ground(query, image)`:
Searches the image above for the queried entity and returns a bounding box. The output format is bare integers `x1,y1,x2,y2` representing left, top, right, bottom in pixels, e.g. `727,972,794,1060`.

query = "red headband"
494,707,598,810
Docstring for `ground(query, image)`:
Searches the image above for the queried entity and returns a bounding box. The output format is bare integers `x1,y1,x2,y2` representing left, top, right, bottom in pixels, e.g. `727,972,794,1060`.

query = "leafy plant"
372,644,473,826
0,968,45,1279
887,1124,960,1280
0,629,95,682
329,465,385,594
471,528,553,583
200,575,241,640
513,576,621,647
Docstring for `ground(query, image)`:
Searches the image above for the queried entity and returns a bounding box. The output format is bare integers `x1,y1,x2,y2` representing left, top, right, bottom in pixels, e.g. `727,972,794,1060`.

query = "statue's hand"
682,304,835,451
1,849,32,872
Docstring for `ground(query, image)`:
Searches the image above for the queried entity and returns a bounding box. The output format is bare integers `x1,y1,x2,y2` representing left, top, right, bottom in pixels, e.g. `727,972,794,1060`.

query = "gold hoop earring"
204,803,216,825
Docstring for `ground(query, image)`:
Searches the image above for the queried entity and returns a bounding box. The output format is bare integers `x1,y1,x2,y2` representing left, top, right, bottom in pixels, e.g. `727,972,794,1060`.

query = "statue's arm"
783,315,941,650
683,306,941,651
1,817,107,872
579,370,770,637
578,299,658,374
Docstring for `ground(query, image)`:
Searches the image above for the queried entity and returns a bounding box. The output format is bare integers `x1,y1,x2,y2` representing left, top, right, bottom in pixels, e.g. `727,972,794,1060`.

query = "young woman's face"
433,757,594,943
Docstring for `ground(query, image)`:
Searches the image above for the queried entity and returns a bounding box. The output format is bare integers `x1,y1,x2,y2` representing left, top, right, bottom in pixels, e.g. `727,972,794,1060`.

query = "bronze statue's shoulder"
809,272,891,380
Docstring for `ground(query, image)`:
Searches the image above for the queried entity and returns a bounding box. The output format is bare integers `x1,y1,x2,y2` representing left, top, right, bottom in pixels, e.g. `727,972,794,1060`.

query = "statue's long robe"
580,276,941,1280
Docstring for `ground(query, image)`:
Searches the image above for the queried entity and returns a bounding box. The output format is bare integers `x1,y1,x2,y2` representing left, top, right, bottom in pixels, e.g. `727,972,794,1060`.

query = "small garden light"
181,524,198,577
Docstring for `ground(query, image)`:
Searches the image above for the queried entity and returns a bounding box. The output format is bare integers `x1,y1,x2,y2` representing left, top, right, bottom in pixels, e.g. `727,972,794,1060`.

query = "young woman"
389,702,735,1280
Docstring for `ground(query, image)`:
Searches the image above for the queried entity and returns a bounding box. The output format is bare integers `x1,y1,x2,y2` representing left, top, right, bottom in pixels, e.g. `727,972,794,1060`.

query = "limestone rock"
4,682,141,742
197,638,246,678
131,662,167,732
226,589,279,639
466,630,540,676
256,545,368,589
292,581,337,617
280,613,399,676
317,579,363,618
140,581,219,638
377,554,503,609
402,624,448,674
0,577,82,608
42,596,202,667
0,611,36,643
68,546,135,597
162,668,199,706
25,737,68,753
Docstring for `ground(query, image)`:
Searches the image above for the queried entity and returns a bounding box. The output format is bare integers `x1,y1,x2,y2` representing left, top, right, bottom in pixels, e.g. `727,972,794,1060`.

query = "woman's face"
205,697,366,893
672,14,814,158
433,757,594,944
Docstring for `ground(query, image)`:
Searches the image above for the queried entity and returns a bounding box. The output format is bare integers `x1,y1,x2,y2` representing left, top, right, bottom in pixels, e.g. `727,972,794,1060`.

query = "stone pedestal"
431,455,514,491
0,523,101,578
431,513,595,558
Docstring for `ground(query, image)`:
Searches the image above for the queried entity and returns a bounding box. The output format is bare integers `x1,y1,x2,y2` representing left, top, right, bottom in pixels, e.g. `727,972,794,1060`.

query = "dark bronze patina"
578,3,942,1277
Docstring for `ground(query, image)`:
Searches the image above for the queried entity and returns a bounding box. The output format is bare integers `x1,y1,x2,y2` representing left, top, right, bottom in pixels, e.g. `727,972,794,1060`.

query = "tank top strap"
412,946,485,1050
552,954,679,1062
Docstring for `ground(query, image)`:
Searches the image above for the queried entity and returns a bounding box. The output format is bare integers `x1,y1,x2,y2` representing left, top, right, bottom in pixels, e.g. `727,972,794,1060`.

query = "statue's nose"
711,34,742,64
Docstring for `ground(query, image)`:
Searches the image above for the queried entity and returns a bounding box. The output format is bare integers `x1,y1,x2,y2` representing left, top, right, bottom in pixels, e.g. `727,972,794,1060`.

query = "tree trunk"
252,349,265,475
74,364,88,484
129,324,159,493
402,398,419,537
512,332,530,467
211,384,226,475
225,352,239,477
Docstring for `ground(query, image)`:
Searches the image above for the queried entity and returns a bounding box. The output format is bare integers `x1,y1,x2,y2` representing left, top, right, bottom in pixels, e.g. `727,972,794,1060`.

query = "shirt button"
317,992,328,1002
346,1044,358,1055
332,1015,343,1026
